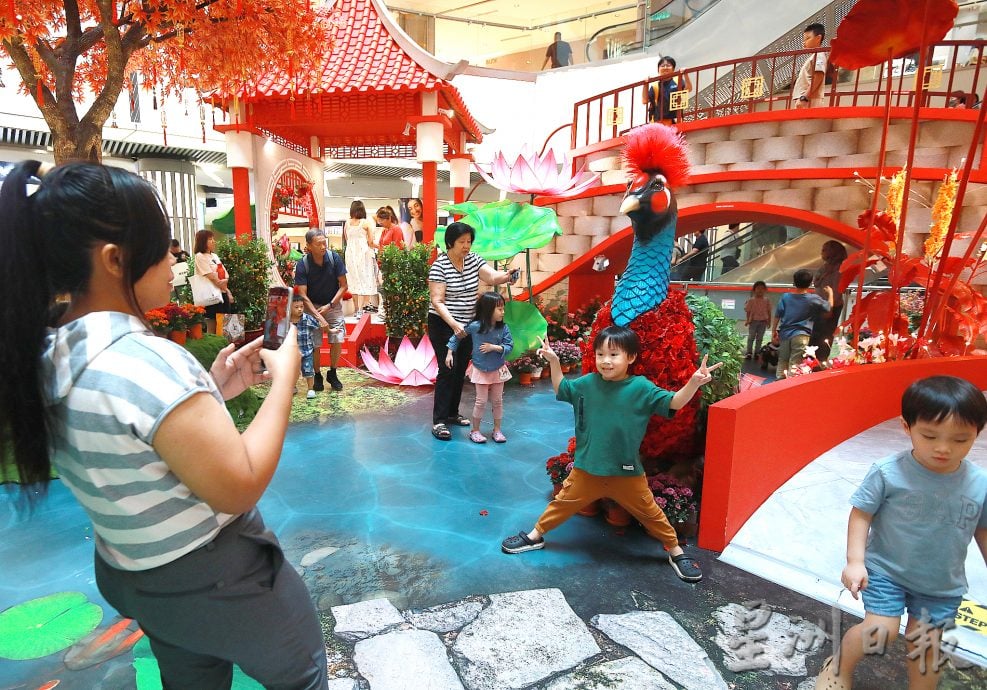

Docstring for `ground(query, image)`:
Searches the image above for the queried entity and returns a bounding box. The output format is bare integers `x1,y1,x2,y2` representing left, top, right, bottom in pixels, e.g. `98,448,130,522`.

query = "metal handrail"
571,40,987,149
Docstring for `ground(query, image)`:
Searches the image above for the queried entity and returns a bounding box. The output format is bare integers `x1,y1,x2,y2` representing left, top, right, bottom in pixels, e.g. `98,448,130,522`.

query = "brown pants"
534,468,679,550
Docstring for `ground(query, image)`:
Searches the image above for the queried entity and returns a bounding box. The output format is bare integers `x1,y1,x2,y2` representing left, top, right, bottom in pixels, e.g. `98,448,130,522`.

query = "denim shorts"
861,568,961,626
300,352,314,378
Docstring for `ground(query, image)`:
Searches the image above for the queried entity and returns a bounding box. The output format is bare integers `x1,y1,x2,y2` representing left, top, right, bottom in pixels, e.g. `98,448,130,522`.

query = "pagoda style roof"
215,0,484,156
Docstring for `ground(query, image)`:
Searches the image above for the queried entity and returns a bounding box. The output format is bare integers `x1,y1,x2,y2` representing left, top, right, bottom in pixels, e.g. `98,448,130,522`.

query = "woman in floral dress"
344,200,379,313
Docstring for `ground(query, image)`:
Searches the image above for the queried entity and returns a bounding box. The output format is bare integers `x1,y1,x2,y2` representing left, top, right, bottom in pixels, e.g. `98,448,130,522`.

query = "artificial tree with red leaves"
0,1,333,163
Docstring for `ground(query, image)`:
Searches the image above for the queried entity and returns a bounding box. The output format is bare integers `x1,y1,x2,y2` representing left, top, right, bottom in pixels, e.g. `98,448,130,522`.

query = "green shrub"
182,333,261,431
378,243,431,339
218,238,272,330
685,294,744,416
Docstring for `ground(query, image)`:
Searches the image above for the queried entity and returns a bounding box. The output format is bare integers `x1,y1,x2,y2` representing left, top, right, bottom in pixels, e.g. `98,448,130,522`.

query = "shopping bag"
222,313,246,345
189,274,222,307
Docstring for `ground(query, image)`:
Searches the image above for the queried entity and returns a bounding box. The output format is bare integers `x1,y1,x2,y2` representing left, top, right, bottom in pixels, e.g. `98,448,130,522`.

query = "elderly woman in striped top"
0,161,328,689
428,222,519,440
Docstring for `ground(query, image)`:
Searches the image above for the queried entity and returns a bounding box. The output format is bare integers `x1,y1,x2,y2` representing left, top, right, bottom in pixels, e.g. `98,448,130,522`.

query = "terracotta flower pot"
577,500,600,517
673,519,699,545
518,372,533,386
560,364,572,373
604,502,632,527
168,329,188,345
188,323,203,340
540,367,552,379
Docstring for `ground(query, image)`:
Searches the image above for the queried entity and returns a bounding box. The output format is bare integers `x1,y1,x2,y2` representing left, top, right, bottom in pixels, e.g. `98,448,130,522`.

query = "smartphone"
509,268,521,282
262,286,293,350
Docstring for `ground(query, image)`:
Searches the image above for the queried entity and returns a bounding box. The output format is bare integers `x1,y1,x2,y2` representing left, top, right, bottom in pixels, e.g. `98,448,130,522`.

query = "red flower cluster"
545,436,578,485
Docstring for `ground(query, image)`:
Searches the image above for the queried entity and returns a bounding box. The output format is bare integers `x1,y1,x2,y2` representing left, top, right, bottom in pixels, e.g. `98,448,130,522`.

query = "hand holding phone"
262,287,293,350
508,268,521,283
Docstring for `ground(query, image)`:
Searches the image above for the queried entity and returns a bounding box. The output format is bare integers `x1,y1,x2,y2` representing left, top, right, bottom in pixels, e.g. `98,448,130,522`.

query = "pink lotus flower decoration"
360,336,438,386
475,148,600,197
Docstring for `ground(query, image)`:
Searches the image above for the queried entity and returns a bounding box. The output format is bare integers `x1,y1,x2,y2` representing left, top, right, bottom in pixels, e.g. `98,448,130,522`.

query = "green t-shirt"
557,373,675,477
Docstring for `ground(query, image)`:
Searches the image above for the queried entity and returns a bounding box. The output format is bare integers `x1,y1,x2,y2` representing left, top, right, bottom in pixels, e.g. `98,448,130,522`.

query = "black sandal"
431,423,452,440
446,415,471,427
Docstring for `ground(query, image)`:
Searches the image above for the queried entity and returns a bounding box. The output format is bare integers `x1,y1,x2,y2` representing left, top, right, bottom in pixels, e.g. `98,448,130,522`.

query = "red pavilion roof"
218,0,483,151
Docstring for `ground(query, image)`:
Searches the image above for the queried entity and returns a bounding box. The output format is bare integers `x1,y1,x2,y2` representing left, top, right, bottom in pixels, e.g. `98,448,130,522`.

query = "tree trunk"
51,123,103,165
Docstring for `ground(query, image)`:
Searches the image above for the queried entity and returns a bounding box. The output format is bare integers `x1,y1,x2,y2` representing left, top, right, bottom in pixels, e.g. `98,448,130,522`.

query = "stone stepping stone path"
327,588,825,689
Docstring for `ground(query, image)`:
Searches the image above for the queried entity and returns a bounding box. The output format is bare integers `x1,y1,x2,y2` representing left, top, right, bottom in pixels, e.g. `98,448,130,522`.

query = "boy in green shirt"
501,325,721,582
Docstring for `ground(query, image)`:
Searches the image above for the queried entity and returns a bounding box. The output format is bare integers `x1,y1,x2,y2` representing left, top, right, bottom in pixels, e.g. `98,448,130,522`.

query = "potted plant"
184,304,206,340
545,451,574,497
146,308,170,336
510,352,538,385
553,340,582,373
218,237,273,335
162,302,189,344
378,244,430,340
648,473,699,543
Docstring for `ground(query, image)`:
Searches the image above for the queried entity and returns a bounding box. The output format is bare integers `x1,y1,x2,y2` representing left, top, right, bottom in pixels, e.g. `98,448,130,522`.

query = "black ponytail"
0,162,52,496
0,161,171,502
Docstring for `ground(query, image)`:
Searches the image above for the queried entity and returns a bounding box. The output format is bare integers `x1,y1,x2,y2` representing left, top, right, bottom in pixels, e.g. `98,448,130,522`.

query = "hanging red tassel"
36,79,43,106
162,127,167,147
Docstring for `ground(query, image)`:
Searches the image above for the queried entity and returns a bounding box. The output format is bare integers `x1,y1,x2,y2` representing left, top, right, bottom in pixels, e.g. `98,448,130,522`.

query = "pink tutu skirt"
470,365,510,384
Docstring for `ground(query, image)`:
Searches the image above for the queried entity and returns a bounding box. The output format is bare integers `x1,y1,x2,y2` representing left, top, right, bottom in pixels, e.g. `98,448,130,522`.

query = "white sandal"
814,656,850,690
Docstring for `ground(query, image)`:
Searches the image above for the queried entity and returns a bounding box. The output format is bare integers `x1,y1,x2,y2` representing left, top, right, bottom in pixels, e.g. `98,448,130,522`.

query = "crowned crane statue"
581,124,702,466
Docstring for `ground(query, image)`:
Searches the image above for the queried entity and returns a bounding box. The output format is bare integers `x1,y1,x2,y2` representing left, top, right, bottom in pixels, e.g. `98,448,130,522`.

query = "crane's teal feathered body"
611,209,676,326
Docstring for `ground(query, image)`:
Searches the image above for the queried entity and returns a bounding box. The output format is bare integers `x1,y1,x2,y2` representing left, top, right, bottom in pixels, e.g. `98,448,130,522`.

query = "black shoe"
313,372,324,392
669,552,703,582
445,415,471,427
327,369,343,391
501,531,545,554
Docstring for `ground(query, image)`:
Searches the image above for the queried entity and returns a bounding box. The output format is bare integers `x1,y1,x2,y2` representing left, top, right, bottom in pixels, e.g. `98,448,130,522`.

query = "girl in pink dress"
446,292,514,444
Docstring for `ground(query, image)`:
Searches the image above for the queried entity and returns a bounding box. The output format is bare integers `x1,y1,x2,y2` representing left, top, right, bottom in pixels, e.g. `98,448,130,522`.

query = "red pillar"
453,186,465,221
232,166,251,244
422,161,438,244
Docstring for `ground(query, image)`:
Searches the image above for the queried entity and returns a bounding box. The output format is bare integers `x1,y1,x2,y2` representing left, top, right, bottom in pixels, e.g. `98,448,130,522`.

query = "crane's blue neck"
610,212,676,327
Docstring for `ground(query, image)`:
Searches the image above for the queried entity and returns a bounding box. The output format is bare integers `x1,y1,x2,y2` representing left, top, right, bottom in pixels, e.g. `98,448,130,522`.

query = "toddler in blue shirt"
447,292,513,443
817,375,987,689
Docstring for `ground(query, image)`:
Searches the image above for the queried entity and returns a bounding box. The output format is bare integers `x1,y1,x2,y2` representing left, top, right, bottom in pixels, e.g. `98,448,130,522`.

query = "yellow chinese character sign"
916,64,943,90
741,76,765,99
669,90,689,112
604,107,624,126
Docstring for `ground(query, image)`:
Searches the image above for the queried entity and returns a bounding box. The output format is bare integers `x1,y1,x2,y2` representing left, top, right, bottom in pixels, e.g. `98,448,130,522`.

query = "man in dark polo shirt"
541,32,572,70
294,230,348,391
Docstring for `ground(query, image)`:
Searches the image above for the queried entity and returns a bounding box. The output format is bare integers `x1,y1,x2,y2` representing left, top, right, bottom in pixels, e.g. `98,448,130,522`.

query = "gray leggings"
746,320,769,356
95,509,327,690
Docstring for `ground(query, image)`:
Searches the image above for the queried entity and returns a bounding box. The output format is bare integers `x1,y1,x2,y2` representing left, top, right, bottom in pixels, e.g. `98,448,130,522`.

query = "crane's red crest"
622,124,691,189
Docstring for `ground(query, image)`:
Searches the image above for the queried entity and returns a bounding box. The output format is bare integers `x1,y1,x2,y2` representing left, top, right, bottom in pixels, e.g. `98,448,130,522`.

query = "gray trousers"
95,509,327,690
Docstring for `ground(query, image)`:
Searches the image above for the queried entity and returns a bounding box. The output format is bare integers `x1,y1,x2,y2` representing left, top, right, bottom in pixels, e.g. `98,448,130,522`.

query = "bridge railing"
572,40,987,150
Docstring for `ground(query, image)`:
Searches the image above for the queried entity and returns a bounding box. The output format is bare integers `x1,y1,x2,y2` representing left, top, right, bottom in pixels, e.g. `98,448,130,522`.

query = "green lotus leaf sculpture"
504,299,548,362
439,200,562,261
134,635,263,689
0,591,103,660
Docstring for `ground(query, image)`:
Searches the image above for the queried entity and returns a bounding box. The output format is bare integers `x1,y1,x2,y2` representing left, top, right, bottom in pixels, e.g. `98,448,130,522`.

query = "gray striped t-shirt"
43,312,234,571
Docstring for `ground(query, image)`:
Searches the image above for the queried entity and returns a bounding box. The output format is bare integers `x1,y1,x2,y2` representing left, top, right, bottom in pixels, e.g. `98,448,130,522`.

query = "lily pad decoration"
0,591,103,660
504,300,548,362
442,201,480,217
438,200,563,261
134,635,263,689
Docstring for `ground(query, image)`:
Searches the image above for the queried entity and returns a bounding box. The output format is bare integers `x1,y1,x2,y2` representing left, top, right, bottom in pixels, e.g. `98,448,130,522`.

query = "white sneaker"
306,390,316,400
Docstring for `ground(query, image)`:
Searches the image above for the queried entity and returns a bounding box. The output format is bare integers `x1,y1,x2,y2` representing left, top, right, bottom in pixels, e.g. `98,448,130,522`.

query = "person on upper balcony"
542,32,572,70
793,23,828,109
643,56,692,125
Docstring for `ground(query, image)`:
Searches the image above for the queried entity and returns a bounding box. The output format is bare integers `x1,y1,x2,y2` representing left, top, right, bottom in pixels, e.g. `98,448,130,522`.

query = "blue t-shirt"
850,449,987,597
447,321,514,372
775,292,830,340
294,252,346,305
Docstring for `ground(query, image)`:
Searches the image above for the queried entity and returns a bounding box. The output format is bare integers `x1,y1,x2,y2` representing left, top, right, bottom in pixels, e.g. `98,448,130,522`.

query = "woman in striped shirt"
0,162,328,688
428,222,519,440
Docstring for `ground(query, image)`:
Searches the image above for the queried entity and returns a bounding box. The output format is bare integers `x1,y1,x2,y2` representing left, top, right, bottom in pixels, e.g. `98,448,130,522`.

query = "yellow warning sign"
955,600,987,635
